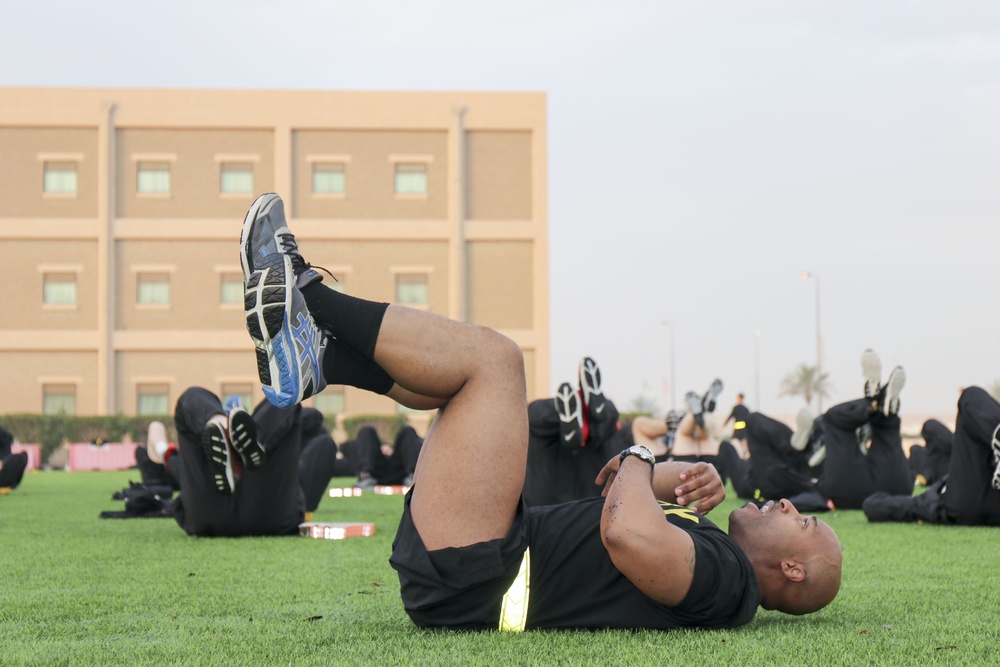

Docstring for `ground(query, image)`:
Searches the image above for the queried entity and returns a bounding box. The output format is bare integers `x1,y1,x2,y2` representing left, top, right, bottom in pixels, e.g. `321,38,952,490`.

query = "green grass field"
1,470,998,666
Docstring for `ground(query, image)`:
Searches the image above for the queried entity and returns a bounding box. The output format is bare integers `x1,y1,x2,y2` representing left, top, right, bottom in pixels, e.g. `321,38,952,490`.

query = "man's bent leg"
942,387,1000,525
374,306,528,550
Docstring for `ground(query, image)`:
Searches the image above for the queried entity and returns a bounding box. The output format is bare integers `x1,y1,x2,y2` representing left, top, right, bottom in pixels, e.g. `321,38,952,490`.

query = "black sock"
301,282,388,359
324,339,394,395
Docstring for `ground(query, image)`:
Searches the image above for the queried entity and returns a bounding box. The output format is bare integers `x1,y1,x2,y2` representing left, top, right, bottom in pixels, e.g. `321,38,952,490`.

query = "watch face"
622,445,654,465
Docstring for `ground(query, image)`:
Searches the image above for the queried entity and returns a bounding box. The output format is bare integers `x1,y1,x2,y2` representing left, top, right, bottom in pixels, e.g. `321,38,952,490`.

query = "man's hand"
674,462,724,515
595,455,621,497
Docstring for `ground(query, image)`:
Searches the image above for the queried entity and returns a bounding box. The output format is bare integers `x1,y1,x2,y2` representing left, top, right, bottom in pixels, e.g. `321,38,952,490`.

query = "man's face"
728,499,836,555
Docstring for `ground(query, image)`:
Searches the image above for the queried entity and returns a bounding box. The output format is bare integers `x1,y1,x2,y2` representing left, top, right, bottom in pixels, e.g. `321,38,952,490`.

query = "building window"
43,162,78,195
43,273,77,306
395,274,428,305
220,273,243,305
394,164,427,195
43,384,76,416
137,273,170,305
137,384,170,416
313,163,346,195
314,390,344,416
221,383,254,411
137,162,171,194
220,162,254,194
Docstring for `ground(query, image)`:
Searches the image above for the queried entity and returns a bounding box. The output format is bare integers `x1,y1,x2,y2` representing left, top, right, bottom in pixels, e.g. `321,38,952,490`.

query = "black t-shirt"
729,405,751,427
525,497,759,630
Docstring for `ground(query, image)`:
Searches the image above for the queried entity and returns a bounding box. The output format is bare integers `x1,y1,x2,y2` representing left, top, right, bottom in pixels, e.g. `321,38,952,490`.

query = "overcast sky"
4,0,999,420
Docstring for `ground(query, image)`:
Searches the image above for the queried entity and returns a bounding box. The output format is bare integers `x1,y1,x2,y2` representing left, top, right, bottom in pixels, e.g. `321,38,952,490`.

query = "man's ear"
781,560,806,583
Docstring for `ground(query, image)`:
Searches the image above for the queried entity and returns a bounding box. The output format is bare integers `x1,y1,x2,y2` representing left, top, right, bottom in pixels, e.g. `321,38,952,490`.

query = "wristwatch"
619,444,655,467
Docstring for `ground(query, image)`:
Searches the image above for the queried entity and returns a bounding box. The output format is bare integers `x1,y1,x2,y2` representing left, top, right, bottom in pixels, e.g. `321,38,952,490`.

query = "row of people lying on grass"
122,386,422,535
526,349,1000,527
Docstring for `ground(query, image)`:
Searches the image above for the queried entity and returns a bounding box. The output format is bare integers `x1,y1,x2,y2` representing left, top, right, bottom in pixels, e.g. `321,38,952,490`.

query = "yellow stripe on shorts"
734,420,746,430
499,547,530,632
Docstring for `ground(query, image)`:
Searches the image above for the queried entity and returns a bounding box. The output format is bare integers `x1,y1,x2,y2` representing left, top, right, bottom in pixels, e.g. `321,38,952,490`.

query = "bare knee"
474,326,525,383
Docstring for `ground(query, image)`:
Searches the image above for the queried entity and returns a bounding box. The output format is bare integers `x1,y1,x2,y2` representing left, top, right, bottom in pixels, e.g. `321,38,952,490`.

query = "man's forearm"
650,461,698,503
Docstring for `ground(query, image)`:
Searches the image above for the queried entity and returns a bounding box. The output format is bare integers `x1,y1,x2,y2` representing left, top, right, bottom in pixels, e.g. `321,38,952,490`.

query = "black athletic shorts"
389,487,529,630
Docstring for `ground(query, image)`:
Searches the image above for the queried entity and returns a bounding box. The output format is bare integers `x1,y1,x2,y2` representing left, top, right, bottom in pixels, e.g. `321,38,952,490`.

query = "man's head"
728,499,842,615
736,393,744,404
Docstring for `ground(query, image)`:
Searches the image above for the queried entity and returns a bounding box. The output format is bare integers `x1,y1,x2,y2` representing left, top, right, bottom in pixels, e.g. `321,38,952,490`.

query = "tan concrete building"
0,87,549,422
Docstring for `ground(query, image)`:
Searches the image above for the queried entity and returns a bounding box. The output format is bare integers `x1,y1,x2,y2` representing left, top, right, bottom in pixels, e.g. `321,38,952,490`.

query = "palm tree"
779,363,832,407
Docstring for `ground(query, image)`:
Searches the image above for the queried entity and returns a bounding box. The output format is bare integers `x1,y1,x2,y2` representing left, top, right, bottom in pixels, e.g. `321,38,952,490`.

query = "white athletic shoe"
991,423,1000,491
791,406,815,451
685,391,704,428
882,366,906,416
808,444,827,468
861,348,882,399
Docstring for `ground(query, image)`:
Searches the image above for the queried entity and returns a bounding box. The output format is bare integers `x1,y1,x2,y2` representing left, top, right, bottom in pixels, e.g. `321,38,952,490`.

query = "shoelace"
277,232,338,282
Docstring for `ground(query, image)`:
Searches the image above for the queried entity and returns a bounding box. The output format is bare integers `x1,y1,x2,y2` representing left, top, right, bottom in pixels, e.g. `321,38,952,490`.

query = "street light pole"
661,320,676,412
801,271,822,412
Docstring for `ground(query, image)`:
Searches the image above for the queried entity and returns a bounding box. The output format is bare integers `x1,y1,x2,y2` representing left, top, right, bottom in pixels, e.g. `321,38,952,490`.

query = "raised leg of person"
392,426,424,478
233,398,305,535
718,440,754,499
374,306,528,550
745,412,795,461
942,386,1000,525
299,433,351,513
0,451,28,489
908,444,928,483
171,387,236,535
818,399,878,509
866,411,913,496
922,419,955,486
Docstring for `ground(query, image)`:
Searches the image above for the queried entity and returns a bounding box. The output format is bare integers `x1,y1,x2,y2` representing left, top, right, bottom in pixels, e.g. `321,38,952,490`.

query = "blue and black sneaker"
244,254,327,408
240,193,324,289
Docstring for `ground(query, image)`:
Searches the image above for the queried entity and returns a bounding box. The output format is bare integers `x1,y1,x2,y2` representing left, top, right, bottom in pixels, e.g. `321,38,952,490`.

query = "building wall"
0,87,549,422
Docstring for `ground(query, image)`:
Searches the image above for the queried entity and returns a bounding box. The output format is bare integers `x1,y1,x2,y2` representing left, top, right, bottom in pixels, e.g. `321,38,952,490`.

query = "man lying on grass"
239,192,843,630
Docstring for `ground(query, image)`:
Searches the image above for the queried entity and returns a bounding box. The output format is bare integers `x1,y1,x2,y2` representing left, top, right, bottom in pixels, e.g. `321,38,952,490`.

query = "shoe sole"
240,193,281,281
702,379,723,413
808,444,826,468
861,349,881,399
202,423,234,494
229,408,264,470
578,357,607,420
790,414,813,451
883,366,906,416
244,257,306,408
992,424,1000,491
554,383,582,447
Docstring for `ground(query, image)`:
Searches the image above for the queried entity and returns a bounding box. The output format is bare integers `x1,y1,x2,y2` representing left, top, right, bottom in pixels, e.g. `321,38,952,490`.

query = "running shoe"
244,254,328,408
554,382,583,448
685,391,705,428
578,357,608,422
808,444,827,468
228,404,264,470
790,406,814,451
861,348,882,399
991,424,1000,491
240,193,324,289
702,378,723,413
882,366,906,416
202,421,235,494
